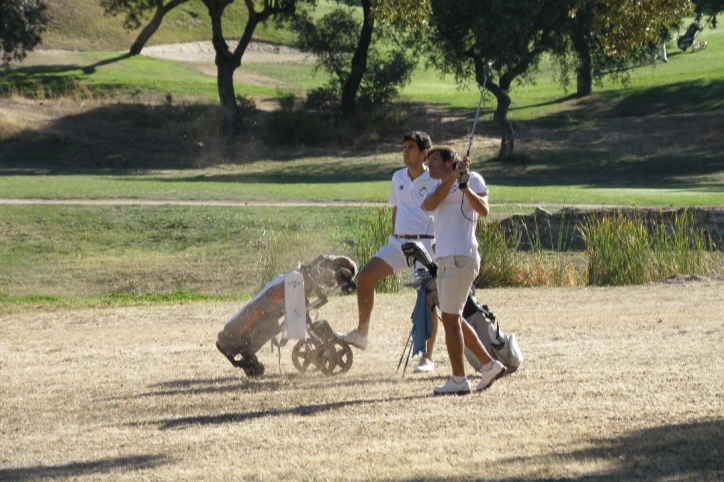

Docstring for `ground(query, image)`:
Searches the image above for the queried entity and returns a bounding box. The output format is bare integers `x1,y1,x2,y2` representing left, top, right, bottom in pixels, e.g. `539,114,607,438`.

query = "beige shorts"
435,255,479,315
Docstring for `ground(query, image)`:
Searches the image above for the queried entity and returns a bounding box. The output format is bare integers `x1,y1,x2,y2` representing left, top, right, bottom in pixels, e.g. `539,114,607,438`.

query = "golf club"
465,62,492,157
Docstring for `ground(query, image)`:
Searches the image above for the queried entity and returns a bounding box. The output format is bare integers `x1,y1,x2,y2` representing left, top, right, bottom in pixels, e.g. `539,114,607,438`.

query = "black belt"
395,234,434,240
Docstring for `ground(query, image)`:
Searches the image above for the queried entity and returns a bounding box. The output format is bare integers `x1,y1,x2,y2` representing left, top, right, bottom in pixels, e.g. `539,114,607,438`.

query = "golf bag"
401,241,523,373
678,18,707,52
216,253,357,378
461,291,523,373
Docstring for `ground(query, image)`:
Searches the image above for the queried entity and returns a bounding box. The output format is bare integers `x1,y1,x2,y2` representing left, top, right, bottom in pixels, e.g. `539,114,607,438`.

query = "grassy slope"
40,0,347,51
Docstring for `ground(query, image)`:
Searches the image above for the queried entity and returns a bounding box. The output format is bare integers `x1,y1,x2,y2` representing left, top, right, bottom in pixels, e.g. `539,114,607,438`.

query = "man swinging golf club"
422,146,506,395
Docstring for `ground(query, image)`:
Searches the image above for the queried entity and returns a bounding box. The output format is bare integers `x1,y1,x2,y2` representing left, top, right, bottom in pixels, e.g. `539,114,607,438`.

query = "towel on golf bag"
411,284,432,356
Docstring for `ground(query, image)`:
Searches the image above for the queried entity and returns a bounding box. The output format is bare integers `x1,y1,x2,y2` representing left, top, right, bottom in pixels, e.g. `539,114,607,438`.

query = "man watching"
340,131,441,372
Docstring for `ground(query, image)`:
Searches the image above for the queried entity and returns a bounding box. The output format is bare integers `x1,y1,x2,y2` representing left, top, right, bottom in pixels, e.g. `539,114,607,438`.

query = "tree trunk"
208,1,248,136
576,49,593,97
484,82,514,158
570,0,595,97
493,93,514,158
216,56,242,136
129,0,189,55
341,0,374,118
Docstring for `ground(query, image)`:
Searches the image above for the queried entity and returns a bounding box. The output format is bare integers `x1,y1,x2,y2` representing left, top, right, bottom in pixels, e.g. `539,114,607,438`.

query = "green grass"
40,0,352,51
1,53,285,101
3,174,724,208
0,204,360,305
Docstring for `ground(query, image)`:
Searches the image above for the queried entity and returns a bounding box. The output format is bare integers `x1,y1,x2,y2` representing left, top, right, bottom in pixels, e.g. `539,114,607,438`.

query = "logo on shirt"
418,187,427,197
450,185,458,194
399,185,404,190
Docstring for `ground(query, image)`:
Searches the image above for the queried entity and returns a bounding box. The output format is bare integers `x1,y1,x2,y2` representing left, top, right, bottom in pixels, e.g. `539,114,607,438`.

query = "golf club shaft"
466,74,488,158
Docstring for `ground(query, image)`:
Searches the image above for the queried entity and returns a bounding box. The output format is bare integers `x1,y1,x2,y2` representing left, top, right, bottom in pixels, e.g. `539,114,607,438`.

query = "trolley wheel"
701,41,708,50
291,340,320,373
693,43,701,52
318,339,353,376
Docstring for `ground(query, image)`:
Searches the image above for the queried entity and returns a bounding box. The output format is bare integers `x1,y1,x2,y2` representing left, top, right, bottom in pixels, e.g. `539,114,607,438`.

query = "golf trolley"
396,241,524,376
216,242,358,378
678,16,708,53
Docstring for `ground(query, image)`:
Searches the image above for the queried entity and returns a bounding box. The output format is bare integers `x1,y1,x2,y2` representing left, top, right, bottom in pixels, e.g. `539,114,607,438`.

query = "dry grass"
2,281,722,481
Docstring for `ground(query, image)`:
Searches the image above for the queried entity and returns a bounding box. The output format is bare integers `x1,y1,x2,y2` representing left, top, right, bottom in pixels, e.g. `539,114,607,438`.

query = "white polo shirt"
428,172,488,264
389,168,440,235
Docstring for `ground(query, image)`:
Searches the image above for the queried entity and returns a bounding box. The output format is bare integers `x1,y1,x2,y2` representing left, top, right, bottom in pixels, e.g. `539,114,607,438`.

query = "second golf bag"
401,241,523,373
678,17,707,52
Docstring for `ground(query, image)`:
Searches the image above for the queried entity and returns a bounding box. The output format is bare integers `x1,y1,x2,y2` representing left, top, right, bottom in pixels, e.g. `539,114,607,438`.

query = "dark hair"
403,131,432,152
427,146,461,166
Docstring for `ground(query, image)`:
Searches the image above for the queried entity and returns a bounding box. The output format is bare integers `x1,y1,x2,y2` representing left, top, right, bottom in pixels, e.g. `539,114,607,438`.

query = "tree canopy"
292,1,416,116
1,0,48,65
426,0,571,158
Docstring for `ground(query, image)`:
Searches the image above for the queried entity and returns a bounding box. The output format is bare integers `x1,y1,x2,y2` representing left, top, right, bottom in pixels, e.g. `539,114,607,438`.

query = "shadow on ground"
396,419,724,481
0,454,171,481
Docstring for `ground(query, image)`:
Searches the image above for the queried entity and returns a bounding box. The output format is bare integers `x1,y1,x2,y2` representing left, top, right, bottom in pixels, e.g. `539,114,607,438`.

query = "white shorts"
375,235,434,274
436,255,479,315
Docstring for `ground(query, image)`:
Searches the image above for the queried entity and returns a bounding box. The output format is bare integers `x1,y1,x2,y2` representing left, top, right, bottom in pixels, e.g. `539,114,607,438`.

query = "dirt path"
0,198,381,207
0,199,621,211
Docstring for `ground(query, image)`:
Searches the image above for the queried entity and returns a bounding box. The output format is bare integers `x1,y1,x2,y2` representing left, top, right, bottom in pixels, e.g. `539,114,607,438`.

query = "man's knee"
357,257,392,289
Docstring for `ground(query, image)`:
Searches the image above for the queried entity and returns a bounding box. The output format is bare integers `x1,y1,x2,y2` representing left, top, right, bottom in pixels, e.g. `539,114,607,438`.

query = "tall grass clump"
584,213,651,285
257,228,323,291
349,206,402,293
475,220,524,287
475,219,586,288
583,210,717,286
649,210,713,279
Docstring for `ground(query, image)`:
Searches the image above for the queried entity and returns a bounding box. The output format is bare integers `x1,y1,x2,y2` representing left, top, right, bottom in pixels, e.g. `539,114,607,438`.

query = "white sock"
452,375,466,383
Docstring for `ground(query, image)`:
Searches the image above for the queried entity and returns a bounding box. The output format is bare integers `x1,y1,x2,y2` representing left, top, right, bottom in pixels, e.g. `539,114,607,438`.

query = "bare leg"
423,302,439,360
440,311,465,377
461,319,494,366
356,257,393,337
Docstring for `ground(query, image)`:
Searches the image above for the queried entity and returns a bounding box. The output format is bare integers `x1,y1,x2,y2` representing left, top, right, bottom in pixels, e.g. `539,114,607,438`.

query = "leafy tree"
426,0,571,158
292,2,416,116
1,0,48,66
694,0,723,26
374,0,430,30
207,0,312,135
102,0,312,135
100,0,191,55
553,0,690,97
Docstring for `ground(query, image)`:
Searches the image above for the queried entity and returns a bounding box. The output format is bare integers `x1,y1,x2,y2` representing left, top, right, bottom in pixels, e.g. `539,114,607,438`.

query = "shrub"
582,210,717,286
265,110,325,146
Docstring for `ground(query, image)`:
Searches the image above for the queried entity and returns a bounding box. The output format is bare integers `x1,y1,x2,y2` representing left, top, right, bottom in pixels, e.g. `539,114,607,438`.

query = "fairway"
2,281,722,480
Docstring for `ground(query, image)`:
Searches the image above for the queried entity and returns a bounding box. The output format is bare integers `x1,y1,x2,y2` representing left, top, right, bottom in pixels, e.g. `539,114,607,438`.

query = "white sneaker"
433,377,471,396
414,357,435,373
337,328,368,350
476,361,507,391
